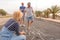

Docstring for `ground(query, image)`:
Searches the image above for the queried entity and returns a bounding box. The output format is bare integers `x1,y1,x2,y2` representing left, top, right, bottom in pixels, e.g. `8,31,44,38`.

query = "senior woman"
0,11,26,40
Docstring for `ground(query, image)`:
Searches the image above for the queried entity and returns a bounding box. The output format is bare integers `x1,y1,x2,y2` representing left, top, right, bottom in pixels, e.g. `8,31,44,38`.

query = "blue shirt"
20,6,25,13
4,19,20,36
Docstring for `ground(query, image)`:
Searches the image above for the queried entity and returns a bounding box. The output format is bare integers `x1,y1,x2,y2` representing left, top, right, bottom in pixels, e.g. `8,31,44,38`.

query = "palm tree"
43,8,51,18
50,5,60,19
35,11,42,17
43,10,47,18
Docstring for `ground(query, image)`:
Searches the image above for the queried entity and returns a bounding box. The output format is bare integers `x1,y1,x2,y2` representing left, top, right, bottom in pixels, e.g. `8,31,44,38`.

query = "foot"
20,24,25,27
22,24,25,27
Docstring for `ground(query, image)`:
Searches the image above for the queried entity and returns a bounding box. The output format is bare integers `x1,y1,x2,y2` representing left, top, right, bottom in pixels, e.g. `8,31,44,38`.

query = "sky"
0,0,60,14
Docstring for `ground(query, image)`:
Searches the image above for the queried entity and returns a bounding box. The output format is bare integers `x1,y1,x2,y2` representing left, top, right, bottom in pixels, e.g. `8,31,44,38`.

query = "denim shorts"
27,16,34,21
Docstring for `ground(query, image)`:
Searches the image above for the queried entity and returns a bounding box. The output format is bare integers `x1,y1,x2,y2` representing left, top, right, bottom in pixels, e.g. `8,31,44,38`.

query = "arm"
14,23,20,36
31,7,34,14
32,10,34,14
19,6,22,10
14,23,26,35
24,8,26,14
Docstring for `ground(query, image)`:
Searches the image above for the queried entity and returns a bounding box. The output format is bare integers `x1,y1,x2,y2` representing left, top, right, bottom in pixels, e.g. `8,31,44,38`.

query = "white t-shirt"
25,7,33,17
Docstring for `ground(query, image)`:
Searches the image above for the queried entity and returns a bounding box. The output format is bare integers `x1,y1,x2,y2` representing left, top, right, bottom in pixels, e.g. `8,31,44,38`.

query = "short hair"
21,2,24,5
27,2,31,5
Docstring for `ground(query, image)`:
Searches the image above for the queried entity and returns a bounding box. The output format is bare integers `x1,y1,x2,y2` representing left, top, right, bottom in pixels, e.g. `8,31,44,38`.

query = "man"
20,2,26,26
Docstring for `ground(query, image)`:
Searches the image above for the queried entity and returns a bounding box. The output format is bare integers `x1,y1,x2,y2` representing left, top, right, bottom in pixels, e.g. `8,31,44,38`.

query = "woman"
0,11,26,40
25,2,34,32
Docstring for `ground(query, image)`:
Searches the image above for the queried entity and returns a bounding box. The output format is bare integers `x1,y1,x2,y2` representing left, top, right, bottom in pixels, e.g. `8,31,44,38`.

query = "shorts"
27,16,34,22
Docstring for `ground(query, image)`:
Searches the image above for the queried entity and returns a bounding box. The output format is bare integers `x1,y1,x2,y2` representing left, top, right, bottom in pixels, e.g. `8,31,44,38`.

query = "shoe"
19,24,23,27
22,24,25,27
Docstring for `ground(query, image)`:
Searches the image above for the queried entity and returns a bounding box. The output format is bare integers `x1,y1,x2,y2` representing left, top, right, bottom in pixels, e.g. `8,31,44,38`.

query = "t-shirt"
4,19,20,36
25,7,33,17
20,6,25,13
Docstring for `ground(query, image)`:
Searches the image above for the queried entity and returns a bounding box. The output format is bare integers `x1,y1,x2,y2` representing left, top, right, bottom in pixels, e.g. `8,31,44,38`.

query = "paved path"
26,18,60,40
0,18,60,40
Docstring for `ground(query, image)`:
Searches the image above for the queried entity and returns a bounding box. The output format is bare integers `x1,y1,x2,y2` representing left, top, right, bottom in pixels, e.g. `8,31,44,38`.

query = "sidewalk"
36,17,60,23
0,18,10,26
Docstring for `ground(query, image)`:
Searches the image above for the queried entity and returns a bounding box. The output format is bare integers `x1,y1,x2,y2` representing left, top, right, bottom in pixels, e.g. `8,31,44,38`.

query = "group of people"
0,2,34,40
20,2,34,31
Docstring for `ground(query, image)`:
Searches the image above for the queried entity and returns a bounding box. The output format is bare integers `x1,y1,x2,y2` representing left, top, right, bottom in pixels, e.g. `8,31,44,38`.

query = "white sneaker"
22,24,25,27
19,24,23,27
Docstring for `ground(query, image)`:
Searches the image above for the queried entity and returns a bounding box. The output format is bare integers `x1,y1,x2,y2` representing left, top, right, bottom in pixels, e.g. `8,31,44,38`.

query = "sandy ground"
0,18,60,40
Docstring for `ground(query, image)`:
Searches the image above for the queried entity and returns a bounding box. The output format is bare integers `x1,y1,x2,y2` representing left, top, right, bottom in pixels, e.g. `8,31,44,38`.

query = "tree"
35,11,42,17
43,10,47,18
50,5,60,19
43,8,51,18
0,9,7,16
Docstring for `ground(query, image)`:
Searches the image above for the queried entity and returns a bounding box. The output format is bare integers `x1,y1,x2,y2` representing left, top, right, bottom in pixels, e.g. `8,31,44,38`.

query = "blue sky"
0,0,60,14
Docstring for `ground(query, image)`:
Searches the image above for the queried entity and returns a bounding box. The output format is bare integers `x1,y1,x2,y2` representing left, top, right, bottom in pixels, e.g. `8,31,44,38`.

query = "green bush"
0,9,7,16
35,11,42,17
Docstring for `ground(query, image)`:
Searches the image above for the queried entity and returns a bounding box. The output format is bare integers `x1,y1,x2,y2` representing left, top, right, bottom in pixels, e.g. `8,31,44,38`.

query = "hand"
20,31,26,35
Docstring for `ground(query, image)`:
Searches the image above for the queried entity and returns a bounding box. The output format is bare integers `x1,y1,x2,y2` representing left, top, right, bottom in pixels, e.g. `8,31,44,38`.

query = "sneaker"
19,24,23,27
22,24,25,27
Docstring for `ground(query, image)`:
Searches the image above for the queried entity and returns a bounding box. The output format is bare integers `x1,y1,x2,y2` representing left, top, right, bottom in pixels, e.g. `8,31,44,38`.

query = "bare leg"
27,20,33,35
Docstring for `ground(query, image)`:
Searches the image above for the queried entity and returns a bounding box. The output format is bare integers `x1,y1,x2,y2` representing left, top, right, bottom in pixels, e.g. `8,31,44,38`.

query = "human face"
27,3,31,7
21,3,24,6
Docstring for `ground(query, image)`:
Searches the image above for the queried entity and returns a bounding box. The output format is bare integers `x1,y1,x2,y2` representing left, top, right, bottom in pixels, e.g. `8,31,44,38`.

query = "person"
25,2,34,33
0,11,26,40
20,2,26,27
